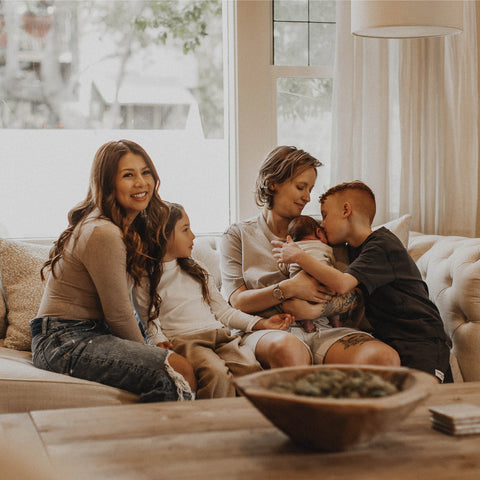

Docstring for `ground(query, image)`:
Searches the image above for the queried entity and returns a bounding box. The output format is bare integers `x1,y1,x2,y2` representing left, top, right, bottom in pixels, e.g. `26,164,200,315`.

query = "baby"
280,215,339,333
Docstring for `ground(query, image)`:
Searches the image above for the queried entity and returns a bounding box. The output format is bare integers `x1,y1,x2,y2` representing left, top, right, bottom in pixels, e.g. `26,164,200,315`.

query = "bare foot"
300,320,316,333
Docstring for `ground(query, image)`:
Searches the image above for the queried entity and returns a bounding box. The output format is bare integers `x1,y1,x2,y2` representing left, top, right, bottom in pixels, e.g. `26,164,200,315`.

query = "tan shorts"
240,320,371,364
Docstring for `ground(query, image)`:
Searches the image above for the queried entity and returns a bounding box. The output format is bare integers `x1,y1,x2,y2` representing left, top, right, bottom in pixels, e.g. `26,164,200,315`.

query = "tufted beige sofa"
0,232,478,414
407,232,480,382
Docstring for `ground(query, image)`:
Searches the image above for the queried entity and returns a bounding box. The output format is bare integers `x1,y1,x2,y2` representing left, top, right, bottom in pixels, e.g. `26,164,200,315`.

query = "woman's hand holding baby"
253,313,295,331
287,271,335,303
271,236,303,264
281,298,319,320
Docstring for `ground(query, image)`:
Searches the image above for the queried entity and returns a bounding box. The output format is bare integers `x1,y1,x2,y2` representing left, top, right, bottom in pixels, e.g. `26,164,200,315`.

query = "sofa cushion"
0,239,50,351
374,214,412,248
0,346,138,413
192,236,222,289
407,231,445,262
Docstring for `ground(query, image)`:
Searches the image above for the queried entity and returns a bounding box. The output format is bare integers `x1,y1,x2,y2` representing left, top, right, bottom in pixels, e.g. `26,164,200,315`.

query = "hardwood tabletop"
2,381,480,479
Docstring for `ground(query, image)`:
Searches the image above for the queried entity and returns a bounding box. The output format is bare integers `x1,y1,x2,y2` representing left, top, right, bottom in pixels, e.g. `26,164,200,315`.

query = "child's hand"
253,313,295,331
156,340,174,350
271,236,303,264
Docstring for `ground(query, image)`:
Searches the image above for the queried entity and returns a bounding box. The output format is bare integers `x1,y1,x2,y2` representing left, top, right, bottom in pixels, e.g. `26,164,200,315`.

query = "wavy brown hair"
41,139,169,321
162,203,211,304
255,146,322,209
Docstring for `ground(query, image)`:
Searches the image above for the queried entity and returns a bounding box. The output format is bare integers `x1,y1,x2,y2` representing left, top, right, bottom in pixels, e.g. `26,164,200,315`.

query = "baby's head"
287,215,327,243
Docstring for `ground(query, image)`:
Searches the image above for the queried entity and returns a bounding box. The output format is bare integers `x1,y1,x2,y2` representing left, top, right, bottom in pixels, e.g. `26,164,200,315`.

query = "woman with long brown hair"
30,140,195,401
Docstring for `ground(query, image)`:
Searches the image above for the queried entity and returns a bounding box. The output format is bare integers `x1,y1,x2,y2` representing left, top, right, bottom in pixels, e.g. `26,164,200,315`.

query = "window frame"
234,0,334,221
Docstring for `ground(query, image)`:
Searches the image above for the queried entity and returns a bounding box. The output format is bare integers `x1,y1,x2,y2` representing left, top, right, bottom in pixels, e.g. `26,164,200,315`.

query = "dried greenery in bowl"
268,368,400,399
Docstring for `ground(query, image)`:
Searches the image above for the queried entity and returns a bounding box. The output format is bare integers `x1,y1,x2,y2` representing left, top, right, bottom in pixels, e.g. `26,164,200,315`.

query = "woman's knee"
167,352,197,391
256,332,311,369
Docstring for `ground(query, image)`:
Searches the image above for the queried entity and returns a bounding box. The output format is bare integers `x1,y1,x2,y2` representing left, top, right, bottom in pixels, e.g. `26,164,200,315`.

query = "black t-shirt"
346,227,447,343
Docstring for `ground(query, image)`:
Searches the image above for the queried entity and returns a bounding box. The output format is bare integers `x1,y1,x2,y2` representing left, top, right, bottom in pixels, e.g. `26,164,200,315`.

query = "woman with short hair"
220,145,400,368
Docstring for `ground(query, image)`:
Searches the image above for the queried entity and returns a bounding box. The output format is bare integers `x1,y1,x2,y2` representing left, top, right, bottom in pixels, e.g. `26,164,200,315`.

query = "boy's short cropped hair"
319,181,376,223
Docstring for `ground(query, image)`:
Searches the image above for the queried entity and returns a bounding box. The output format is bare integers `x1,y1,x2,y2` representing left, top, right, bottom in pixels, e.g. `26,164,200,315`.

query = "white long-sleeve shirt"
135,259,262,345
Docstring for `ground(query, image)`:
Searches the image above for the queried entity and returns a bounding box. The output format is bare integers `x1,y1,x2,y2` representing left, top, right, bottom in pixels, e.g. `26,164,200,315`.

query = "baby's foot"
300,319,316,333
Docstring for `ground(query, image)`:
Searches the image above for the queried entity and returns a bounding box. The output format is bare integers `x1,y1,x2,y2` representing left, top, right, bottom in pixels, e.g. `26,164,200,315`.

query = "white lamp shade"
351,0,463,38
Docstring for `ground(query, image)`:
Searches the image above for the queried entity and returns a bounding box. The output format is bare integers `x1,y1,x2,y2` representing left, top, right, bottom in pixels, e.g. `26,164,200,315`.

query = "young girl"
30,140,195,402
136,203,295,399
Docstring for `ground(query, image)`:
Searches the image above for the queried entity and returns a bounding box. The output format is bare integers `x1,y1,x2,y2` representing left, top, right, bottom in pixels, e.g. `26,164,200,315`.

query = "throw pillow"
373,214,412,248
0,239,50,351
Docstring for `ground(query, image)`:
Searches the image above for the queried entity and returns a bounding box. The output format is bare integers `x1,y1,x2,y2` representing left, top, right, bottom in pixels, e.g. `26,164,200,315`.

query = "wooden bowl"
234,364,437,452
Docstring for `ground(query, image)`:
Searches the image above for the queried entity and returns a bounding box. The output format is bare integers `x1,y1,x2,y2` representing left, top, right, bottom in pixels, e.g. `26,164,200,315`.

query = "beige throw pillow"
0,240,50,351
374,214,412,248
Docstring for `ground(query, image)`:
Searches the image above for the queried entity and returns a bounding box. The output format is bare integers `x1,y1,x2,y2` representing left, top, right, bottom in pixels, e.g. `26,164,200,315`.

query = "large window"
0,0,227,238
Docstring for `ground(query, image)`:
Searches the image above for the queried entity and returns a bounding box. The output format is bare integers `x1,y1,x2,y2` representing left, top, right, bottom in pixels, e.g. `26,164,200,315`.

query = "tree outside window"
0,0,227,238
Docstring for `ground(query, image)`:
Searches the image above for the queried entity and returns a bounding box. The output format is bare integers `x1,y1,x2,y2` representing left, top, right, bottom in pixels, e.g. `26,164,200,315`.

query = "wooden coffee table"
1,382,480,479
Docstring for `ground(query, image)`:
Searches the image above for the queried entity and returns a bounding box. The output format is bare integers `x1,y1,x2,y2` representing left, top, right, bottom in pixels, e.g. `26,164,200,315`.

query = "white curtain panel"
331,1,479,236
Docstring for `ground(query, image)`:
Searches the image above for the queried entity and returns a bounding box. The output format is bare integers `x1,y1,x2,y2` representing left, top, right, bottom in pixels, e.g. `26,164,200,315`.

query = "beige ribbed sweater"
37,211,144,343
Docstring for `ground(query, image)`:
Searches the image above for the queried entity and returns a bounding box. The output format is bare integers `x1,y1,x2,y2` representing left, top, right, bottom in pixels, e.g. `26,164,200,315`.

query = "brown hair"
255,146,322,209
287,215,321,242
42,139,169,321
163,203,211,304
319,180,376,223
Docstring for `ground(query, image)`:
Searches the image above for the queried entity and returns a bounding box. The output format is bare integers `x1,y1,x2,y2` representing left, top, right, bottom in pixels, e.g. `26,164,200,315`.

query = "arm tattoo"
318,290,359,317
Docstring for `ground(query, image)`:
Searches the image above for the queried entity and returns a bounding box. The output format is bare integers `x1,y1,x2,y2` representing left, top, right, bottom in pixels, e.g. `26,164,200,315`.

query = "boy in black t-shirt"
272,181,452,382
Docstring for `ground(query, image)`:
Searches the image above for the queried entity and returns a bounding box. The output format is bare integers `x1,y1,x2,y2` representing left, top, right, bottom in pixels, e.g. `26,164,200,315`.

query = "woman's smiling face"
115,152,155,225
270,167,317,219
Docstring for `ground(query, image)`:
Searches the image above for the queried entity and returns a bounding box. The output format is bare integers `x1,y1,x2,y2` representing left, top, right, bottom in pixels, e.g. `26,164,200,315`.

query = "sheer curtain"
331,1,478,236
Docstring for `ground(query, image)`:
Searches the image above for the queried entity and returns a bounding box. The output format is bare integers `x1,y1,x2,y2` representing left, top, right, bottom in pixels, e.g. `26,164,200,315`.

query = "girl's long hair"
163,203,211,304
41,139,169,321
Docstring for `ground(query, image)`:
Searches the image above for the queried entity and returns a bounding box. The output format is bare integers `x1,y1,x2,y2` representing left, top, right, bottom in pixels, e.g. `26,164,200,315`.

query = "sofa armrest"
409,234,480,381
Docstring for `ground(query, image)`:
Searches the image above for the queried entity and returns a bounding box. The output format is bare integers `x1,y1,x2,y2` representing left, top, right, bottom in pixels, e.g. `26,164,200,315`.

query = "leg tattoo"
338,333,375,350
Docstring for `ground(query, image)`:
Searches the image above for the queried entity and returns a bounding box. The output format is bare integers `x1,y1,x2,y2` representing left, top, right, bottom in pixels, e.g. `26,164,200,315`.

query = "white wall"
236,0,276,220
